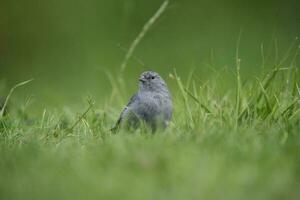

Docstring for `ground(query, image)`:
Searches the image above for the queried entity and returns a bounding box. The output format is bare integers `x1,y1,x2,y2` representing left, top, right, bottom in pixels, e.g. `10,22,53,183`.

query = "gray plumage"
112,71,172,132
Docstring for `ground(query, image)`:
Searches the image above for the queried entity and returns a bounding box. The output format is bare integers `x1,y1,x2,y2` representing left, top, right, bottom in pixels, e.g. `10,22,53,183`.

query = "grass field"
0,60,299,199
1,1,300,199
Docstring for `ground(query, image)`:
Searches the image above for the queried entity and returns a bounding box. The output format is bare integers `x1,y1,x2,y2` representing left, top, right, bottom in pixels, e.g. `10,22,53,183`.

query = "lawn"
0,65,299,200
1,1,300,199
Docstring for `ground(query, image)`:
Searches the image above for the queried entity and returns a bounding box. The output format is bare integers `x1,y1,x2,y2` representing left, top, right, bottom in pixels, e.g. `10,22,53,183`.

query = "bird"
112,71,172,133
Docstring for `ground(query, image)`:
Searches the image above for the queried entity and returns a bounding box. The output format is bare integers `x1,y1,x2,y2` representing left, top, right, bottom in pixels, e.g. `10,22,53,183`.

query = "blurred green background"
1,0,300,109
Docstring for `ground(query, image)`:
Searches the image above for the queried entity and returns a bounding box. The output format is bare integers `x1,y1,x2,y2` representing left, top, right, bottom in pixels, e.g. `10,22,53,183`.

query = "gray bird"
112,71,172,132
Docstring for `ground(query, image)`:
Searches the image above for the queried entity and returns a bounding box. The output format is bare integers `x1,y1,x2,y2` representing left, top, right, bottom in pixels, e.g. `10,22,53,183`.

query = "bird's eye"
151,76,155,79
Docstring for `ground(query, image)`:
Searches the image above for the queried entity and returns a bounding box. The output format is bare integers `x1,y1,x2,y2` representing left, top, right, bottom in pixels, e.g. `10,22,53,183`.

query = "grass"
0,60,299,200
1,29,300,198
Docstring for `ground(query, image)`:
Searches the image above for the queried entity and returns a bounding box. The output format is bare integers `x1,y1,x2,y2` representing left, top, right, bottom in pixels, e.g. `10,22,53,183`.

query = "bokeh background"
1,0,300,110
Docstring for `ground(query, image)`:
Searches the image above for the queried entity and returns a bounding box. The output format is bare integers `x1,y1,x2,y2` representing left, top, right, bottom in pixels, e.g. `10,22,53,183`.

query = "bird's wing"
111,93,138,132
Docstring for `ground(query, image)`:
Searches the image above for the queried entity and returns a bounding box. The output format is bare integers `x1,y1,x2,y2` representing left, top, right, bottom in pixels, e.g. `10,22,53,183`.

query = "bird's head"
138,71,167,92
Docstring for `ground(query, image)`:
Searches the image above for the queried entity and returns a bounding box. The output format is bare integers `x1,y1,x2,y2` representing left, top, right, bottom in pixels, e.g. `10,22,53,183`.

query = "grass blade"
0,79,34,118
120,0,169,71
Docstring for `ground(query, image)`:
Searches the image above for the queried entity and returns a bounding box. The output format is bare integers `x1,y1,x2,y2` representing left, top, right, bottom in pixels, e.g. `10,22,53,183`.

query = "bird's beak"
139,78,146,83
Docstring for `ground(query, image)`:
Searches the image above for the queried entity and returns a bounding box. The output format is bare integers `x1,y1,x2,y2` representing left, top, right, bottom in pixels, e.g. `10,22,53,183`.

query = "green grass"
0,63,299,200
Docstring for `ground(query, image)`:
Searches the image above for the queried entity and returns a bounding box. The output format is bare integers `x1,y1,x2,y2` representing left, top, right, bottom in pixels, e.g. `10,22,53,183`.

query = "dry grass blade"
184,88,211,113
0,79,34,118
68,99,95,132
120,0,169,71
